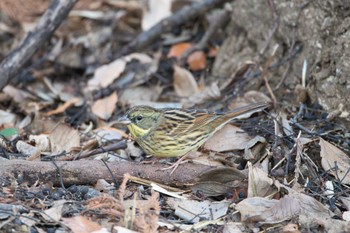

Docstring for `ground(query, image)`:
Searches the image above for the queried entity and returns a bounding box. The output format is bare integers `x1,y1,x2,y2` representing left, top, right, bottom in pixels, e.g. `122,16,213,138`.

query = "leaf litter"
0,0,349,232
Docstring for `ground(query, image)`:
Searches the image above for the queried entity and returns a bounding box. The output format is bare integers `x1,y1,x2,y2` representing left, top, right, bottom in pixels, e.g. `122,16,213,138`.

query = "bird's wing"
162,109,221,137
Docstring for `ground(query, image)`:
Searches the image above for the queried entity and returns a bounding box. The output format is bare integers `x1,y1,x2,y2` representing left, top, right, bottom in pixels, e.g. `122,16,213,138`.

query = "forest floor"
0,0,349,232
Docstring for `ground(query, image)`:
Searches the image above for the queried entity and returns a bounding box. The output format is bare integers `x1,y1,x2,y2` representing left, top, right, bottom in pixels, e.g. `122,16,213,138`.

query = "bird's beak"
118,115,131,125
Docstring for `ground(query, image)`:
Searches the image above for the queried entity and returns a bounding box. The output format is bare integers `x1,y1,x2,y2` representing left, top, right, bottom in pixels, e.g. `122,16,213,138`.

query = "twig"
0,0,77,90
260,0,279,54
59,141,127,161
261,45,278,106
115,0,231,58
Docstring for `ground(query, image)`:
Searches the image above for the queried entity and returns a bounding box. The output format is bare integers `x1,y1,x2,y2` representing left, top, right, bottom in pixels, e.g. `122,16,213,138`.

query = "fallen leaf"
319,138,350,184
119,86,163,106
43,200,67,222
142,0,172,31
187,50,207,71
46,97,82,116
0,127,19,140
182,82,221,108
167,42,192,59
91,92,118,120
235,192,331,223
191,167,246,197
88,59,126,90
282,223,300,233
16,140,41,161
29,134,50,152
0,110,16,126
204,125,251,152
247,162,276,198
343,211,350,222
50,123,80,154
173,65,199,97
167,198,229,223
244,136,267,161
3,85,33,103
62,216,104,233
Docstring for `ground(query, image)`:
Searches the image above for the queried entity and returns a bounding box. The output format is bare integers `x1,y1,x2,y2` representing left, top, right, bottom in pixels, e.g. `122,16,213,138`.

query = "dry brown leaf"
142,0,172,31
244,136,267,161
28,135,50,152
182,82,221,108
62,216,104,233
3,85,33,103
187,50,207,71
204,125,251,152
191,167,246,197
119,86,163,106
43,200,67,222
167,42,192,58
319,138,350,184
46,98,81,116
243,90,272,103
50,123,80,154
247,162,276,198
88,59,126,90
235,192,331,223
16,140,41,161
173,65,199,97
91,92,118,120
167,198,229,223
282,223,300,233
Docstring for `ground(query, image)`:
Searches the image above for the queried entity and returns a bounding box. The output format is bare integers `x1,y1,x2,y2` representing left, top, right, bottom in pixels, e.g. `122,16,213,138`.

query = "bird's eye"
136,115,143,121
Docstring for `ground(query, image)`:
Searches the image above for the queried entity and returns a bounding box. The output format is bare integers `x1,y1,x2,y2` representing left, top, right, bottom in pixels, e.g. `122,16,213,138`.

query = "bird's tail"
225,102,270,120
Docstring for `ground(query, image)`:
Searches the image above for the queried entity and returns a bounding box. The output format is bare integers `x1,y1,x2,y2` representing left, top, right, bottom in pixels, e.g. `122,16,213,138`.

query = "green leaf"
0,128,19,139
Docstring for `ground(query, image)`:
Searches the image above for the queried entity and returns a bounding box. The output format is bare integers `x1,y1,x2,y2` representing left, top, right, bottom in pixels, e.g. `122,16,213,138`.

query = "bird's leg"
161,151,195,174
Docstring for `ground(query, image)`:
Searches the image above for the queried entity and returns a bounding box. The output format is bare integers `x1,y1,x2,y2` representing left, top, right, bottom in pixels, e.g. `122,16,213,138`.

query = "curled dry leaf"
244,136,267,161
204,124,251,152
167,198,229,223
191,167,247,197
50,123,80,154
319,138,350,184
173,65,199,97
16,140,41,161
62,215,104,233
247,162,276,198
91,92,118,120
235,192,331,223
29,134,50,152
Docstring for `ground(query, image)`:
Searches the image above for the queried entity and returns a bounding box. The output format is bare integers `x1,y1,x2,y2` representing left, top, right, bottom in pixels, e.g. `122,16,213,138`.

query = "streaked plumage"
119,102,269,158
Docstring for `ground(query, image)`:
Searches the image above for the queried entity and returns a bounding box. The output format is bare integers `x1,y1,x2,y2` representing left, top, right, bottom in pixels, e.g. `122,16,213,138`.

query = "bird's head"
119,106,161,139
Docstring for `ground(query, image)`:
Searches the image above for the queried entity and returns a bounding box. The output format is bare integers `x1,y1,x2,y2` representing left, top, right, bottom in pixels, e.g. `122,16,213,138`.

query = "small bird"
119,102,269,159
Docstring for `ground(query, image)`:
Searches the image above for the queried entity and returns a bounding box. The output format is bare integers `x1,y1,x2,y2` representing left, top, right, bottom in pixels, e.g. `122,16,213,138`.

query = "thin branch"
0,0,77,90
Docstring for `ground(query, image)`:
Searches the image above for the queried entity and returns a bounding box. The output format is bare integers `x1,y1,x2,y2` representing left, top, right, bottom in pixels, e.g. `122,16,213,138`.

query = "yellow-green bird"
119,102,269,158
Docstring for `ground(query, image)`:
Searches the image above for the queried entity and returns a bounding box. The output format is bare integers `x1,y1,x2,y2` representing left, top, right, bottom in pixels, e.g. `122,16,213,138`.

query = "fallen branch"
0,0,77,90
0,160,211,187
115,0,231,58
